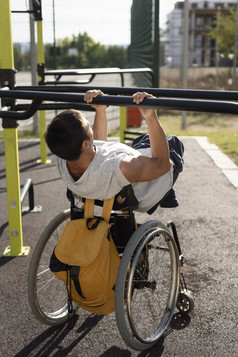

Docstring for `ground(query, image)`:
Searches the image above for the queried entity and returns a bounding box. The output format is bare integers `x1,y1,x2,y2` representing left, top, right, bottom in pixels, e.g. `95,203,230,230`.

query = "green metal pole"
36,9,50,163
119,106,127,143
153,0,160,88
0,0,29,256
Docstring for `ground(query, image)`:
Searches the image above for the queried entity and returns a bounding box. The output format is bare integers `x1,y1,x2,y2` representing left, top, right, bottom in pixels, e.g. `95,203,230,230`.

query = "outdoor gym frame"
1,0,238,257
1,86,238,258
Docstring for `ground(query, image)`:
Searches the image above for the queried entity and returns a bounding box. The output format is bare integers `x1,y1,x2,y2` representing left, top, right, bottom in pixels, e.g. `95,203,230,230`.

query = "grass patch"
159,112,238,166
206,132,238,165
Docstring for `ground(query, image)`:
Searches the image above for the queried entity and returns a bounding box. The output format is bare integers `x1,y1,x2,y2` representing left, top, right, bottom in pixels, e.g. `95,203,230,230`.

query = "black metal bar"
15,84,238,101
32,0,42,21
124,130,144,136
11,10,34,13
1,89,238,120
0,97,43,120
16,102,95,112
20,178,34,211
119,73,124,87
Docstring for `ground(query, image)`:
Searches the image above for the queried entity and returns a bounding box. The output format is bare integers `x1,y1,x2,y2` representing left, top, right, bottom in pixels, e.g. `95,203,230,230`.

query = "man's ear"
81,140,88,150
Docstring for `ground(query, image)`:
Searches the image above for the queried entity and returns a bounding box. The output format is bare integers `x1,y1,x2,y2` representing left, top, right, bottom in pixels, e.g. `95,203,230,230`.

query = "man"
45,90,183,212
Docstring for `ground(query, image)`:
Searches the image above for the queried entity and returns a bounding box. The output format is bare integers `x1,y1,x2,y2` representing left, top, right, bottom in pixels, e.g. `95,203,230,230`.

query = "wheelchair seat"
67,182,179,216
67,184,139,213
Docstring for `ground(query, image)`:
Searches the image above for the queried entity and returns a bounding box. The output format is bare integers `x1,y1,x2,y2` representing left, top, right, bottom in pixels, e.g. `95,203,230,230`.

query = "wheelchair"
28,185,194,351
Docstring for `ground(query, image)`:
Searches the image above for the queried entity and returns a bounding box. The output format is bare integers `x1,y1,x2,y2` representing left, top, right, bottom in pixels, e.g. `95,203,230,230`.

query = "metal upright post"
232,0,238,90
181,0,189,130
0,0,29,256
119,106,127,143
153,0,160,88
33,0,50,163
29,0,39,135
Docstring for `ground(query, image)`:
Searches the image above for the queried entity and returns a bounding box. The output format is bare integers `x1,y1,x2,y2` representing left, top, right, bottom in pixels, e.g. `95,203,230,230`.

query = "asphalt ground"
0,137,238,357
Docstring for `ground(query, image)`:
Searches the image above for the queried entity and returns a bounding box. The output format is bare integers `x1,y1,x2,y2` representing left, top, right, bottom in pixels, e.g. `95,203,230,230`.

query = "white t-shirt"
55,140,173,212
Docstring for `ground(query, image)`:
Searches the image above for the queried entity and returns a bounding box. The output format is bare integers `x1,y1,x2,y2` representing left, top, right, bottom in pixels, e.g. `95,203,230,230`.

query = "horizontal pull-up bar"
44,67,154,76
1,89,238,120
43,67,155,87
15,85,238,101
16,102,95,112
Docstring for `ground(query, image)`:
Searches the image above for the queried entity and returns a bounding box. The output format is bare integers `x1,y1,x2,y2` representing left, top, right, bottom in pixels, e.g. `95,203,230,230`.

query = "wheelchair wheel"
28,209,78,326
115,220,180,351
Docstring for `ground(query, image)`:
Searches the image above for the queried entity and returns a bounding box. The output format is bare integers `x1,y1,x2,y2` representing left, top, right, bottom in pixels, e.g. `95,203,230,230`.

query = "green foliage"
45,32,128,69
206,8,237,58
159,112,238,166
13,32,128,71
104,46,128,68
207,132,238,165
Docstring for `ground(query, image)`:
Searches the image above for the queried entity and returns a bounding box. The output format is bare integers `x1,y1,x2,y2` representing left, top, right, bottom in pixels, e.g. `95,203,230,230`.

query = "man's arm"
84,89,107,141
120,92,171,183
92,106,107,141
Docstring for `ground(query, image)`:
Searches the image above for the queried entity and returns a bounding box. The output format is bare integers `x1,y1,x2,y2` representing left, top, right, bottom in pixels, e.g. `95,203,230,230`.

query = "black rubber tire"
28,210,78,326
115,220,180,351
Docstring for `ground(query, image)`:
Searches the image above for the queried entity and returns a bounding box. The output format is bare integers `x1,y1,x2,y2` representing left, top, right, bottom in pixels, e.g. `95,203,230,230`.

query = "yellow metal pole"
3,130,30,256
120,106,127,143
0,0,29,256
36,17,50,163
0,3,14,69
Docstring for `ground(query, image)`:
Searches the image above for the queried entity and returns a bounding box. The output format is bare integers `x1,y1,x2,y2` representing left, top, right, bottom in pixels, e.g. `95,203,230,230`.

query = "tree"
14,32,129,71
105,46,128,68
45,32,128,70
206,8,237,59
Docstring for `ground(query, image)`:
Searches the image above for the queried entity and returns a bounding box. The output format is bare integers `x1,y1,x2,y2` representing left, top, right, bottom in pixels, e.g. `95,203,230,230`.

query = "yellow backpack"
49,197,120,315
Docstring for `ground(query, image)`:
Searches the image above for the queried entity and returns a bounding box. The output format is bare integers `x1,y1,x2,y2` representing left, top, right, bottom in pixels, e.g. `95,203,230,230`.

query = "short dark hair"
45,109,90,160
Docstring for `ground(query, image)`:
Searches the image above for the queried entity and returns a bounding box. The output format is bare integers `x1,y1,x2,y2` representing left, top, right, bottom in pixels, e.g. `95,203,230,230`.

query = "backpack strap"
83,197,115,223
84,199,95,219
102,197,115,223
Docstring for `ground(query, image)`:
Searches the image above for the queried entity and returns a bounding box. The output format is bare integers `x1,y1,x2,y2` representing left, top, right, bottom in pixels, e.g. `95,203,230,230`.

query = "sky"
10,0,177,46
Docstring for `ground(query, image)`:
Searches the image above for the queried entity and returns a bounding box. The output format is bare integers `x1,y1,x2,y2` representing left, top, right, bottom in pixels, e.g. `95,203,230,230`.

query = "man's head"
45,109,92,161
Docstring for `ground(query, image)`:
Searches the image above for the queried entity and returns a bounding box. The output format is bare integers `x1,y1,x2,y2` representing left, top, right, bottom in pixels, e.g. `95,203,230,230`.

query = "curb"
194,136,238,190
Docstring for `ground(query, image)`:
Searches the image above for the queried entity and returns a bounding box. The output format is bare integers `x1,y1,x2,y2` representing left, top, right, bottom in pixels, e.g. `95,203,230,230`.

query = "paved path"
0,137,237,357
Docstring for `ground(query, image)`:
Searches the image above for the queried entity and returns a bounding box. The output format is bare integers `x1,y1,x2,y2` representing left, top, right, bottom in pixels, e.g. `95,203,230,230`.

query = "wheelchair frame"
28,189,194,351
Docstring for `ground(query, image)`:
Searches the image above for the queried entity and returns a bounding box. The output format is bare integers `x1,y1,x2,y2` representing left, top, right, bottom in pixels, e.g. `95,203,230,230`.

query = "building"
165,0,237,67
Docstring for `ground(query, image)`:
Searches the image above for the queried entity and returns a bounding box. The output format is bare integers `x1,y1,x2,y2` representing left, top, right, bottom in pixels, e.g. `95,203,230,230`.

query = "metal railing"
20,178,42,213
42,67,155,87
